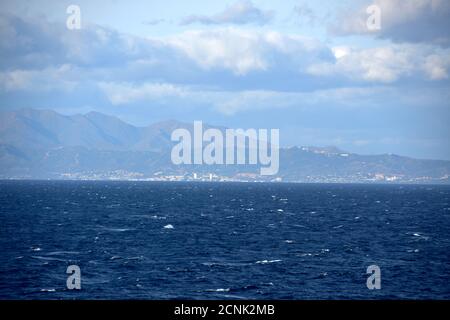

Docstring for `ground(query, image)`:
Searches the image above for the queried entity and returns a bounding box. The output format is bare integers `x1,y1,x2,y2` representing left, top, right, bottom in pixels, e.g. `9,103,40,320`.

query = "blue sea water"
0,181,449,300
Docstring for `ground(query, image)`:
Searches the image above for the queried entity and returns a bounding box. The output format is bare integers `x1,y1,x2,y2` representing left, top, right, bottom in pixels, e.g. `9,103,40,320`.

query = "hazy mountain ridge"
0,108,449,183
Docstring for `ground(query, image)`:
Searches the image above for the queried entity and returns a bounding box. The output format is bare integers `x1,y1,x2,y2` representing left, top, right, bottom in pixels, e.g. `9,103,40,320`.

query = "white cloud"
308,44,450,83
0,69,33,91
168,29,268,75
213,86,409,115
166,28,328,75
180,0,273,26
331,46,351,59
99,81,397,115
423,54,450,80
99,82,187,105
0,64,78,92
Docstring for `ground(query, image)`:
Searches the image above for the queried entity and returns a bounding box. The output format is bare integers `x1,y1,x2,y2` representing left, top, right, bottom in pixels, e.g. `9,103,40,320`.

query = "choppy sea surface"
0,180,449,299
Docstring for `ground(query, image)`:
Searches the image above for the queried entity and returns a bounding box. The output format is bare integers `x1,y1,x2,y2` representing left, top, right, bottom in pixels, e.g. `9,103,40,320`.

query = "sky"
0,0,449,159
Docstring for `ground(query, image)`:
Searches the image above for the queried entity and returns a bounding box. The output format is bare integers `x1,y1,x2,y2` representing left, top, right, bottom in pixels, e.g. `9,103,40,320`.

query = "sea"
0,180,449,299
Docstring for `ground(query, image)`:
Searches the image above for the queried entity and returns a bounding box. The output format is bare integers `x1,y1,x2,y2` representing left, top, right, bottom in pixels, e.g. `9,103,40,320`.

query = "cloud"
167,28,331,75
0,12,331,82
213,86,397,115
98,81,401,116
0,64,79,92
1,10,449,117
423,54,450,80
293,4,317,26
99,82,187,105
3,10,449,92
331,0,450,46
180,0,274,26
307,44,450,83
142,19,166,26
0,12,163,70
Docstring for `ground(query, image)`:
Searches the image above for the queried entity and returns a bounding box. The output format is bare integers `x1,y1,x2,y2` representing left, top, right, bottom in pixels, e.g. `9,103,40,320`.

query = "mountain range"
0,108,449,183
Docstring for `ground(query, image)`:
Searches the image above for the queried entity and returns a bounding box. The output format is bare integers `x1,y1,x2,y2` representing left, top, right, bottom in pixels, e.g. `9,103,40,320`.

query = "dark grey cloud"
0,12,163,70
331,0,450,47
